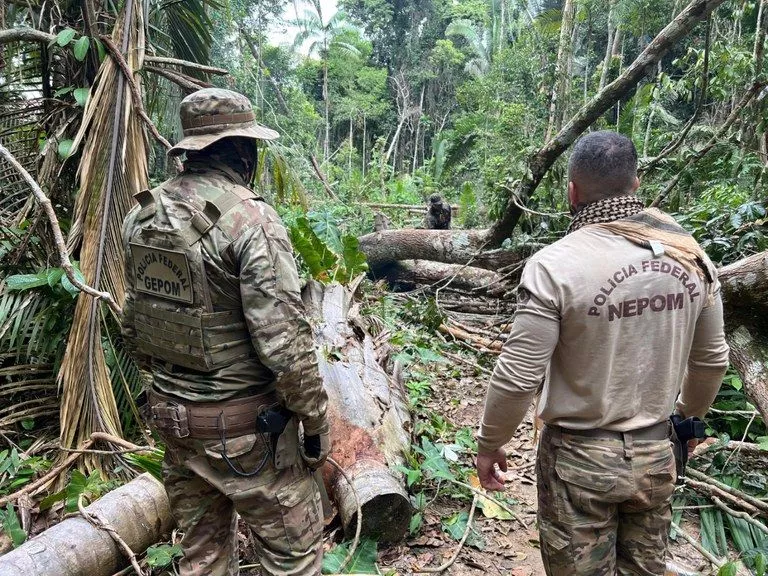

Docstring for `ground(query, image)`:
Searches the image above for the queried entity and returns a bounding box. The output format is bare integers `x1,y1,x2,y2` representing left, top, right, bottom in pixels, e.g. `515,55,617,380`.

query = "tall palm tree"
294,3,359,161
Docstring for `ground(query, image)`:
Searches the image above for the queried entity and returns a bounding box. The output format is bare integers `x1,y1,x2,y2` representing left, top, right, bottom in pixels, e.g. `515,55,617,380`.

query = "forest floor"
366,334,713,576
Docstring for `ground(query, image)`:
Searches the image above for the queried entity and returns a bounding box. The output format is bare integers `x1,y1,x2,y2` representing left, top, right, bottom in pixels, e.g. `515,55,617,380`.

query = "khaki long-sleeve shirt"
478,226,729,454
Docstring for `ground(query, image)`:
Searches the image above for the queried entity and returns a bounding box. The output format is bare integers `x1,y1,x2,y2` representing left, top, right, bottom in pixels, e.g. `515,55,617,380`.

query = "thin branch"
0,144,122,315
671,521,726,568
650,82,763,207
640,16,712,175
0,440,94,507
144,65,211,94
444,477,528,529
0,27,55,45
78,493,146,576
100,36,182,173
711,496,768,536
414,495,479,573
145,55,229,75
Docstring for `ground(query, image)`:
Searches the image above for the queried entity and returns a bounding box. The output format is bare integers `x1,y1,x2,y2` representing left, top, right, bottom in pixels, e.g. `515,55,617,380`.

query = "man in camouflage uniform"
121,88,329,576
475,131,730,575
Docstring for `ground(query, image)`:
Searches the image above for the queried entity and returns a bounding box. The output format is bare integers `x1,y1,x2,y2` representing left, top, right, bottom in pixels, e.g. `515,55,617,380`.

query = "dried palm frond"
58,0,148,468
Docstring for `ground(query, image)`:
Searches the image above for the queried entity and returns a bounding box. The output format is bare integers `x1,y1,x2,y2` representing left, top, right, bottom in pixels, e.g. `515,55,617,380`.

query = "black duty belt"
550,421,670,441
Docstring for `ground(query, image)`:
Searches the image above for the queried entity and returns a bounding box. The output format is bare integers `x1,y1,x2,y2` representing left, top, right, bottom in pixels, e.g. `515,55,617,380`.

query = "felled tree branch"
144,55,229,75
99,35,182,173
0,27,55,45
144,65,211,94
0,144,122,315
486,0,728,246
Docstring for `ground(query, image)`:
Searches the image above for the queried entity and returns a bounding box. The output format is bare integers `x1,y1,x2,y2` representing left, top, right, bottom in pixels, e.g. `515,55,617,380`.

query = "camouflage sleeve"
233,211,329,436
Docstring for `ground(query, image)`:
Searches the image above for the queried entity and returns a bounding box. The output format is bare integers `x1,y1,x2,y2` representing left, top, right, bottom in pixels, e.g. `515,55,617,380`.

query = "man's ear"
568,181,579,208
631,175,640,193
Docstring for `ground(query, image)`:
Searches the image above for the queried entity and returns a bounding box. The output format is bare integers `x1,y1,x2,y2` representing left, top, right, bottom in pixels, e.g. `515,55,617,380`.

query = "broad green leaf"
46,268,65,288
73,88,89,106
5,273,48,291
441,510,485,550
338,235,368,282
73,37,90,61
38,488,67,512
321,538,378,574
93,38,107,62
57,139,73,159
0,504,27,547
56,28,76,46
409,511,423,534
146,543,183,568
308,210,343,254
289,217,337,280
755,552,766,576
61,266,86,296
717,562,738,576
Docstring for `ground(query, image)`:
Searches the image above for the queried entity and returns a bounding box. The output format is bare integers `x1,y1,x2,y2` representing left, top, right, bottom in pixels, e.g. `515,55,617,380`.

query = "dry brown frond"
58,0,149,472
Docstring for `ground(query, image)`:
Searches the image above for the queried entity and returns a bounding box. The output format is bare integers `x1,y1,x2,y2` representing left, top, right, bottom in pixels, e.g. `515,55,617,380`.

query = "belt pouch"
150,402,190,438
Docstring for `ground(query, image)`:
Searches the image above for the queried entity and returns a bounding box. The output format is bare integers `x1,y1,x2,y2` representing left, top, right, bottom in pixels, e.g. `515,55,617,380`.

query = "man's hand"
476,448,508,491
687,438,701,455
301,431,330,470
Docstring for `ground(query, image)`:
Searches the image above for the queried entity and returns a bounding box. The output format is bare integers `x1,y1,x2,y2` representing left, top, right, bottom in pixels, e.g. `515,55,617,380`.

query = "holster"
669,414,706,484
256,406,298,470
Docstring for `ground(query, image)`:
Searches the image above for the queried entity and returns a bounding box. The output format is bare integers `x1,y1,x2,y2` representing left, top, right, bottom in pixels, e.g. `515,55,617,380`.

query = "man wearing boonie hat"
121,88,330,576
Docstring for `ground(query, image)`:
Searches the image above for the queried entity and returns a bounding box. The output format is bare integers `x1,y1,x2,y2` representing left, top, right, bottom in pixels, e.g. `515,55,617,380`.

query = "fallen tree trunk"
0,473,172,576
304,282,412,543
359,228,525,271
381,260,507,294
719,251,768,423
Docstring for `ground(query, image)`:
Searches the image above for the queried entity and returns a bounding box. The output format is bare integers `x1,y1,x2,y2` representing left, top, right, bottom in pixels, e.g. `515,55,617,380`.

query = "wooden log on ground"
719,251,768,423
381,260,507,294
0,473,172,576
304,282,412,543
358,228,525,271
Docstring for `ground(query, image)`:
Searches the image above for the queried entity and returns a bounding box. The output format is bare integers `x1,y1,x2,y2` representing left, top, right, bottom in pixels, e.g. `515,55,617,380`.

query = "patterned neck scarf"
567,195,646,234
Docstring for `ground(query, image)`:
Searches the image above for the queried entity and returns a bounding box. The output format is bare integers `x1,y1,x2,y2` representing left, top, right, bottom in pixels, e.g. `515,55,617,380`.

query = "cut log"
381,260,507,294
0,473,172,576
304,282,412,543
359,228,524,271
719,251,768,423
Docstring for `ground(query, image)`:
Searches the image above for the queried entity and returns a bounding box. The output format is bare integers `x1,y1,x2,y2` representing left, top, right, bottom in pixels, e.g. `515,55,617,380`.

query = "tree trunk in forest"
323,57,330,162
719,251,768,423
380,260,507,294
546,0,577,142
358,228,527,271
599,0,615,91
0,474,172,576
304,282,412,542
486,0,728,247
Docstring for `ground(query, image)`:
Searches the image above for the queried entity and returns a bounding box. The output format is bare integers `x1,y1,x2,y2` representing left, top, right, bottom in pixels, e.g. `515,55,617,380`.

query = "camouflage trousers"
537,425,677,576
159,430,323,576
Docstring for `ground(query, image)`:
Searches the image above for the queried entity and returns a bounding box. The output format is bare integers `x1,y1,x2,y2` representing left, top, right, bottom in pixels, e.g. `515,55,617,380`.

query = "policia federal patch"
131,244,193,304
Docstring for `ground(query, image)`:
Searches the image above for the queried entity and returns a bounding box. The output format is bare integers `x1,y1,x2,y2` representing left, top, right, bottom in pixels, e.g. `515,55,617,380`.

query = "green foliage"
322,538,378,574
39,470,117,512
145,543,183,568
441,509,485,549
73,36,90,61
0,449,50,496
124,448,165,482
289,215,368,284
0,503,26,547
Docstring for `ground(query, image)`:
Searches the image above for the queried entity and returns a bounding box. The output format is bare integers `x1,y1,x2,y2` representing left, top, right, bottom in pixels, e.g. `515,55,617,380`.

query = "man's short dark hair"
568,131,638,200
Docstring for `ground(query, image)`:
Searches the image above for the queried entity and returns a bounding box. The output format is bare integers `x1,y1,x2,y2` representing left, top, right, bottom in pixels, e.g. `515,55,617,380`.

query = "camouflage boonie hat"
169,88,279,156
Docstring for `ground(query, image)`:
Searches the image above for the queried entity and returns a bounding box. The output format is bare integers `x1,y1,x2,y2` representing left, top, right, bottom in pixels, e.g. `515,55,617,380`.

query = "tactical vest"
126,183,257,372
